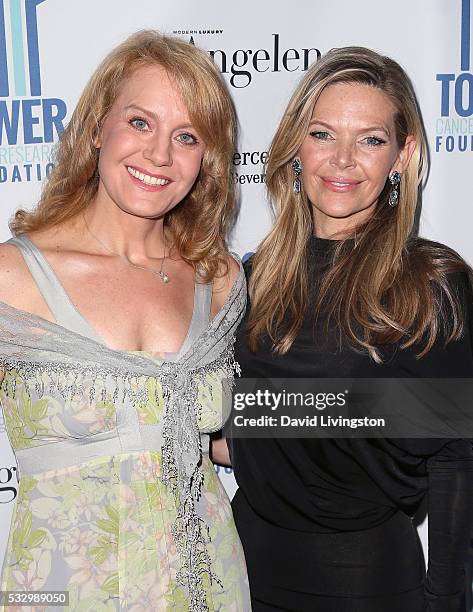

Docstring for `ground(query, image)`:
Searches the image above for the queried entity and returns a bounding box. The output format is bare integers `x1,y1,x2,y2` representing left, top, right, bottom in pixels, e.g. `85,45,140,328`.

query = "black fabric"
230,236,473,611
233,488,426,611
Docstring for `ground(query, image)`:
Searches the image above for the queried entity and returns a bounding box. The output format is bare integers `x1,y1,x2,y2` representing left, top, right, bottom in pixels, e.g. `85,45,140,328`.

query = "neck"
83,198,168,261
313,223,354,241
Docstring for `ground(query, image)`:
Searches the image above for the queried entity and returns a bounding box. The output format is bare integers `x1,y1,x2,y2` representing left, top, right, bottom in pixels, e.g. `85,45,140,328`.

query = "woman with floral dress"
0,31,250,611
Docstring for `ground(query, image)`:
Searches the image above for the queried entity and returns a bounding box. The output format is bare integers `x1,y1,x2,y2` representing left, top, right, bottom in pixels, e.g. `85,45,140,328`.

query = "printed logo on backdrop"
173,28,321,89
214,465,233,476
0,0,66,184
0,466,17,503
0,413,17,504
436,0,473,153
232,149,268,187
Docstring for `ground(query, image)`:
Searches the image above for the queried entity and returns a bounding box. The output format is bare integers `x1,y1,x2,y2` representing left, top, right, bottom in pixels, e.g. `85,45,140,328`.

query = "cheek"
100,126,136,160
97,133,132,185
367,161,393,189
298,144,325,173
298,141,313,166
179,153,204,185
377,146,399,172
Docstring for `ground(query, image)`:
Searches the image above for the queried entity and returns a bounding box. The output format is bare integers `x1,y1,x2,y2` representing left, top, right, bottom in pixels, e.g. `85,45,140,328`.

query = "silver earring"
388,171,401,207
292,158,302,194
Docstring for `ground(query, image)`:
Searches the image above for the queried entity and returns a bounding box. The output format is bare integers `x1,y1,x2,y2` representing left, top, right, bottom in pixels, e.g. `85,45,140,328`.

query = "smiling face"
94,64,205,220
298,82,415,238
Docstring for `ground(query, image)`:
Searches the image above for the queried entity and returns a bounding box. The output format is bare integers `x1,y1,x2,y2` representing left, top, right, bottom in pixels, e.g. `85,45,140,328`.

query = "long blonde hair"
248,46,470,361
11,31,237,281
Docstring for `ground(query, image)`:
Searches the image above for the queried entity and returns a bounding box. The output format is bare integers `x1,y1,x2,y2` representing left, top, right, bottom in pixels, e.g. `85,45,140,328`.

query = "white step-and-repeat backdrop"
1,0,472,600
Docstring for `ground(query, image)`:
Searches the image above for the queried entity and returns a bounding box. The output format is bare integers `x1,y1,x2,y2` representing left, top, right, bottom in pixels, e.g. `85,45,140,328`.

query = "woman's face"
298,82,415,238
95,64,205,220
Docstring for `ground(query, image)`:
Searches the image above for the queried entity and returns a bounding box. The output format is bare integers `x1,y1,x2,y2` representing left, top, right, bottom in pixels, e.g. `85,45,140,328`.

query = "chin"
116,202,171,219
319,206,362,220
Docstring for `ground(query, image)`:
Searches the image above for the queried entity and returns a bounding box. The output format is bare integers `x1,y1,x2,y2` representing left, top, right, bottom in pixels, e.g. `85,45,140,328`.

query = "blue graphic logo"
0,0,44,97
0,0,67,182
435,0,473,153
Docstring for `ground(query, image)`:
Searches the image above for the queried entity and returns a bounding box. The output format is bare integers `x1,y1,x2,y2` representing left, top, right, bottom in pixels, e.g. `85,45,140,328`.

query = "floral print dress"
0,235,250,611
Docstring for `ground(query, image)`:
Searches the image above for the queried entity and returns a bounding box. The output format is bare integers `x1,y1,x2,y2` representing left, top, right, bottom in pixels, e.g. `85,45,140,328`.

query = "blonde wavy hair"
11,30,237,281
248,46,471,361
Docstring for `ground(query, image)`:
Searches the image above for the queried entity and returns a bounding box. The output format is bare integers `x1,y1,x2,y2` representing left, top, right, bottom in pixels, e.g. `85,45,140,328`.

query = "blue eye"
364,136,386,146
177,132,198,145
130,117,149,131
310,131,331,141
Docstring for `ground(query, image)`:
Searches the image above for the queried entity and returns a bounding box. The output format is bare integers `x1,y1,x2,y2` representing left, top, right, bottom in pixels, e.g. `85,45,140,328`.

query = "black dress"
230,236,473,612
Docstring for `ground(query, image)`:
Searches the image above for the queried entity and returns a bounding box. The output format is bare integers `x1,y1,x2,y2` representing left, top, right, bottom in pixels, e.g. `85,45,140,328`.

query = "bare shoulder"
0,238,51,316
210,254,242,318
0,240,30,302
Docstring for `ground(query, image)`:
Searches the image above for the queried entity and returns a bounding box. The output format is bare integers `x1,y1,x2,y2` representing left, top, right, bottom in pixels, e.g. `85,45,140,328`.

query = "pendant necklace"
82,213,170,284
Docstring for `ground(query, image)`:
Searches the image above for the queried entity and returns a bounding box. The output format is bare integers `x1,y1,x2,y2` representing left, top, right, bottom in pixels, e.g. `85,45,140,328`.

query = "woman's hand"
211,436,231,467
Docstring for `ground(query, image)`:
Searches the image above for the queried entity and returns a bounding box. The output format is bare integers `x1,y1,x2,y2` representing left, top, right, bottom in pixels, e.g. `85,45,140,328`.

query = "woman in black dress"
229,47,473,611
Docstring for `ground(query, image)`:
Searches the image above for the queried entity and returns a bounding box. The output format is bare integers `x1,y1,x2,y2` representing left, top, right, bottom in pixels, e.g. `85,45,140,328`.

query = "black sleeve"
423,271,473,610
425,439,473,611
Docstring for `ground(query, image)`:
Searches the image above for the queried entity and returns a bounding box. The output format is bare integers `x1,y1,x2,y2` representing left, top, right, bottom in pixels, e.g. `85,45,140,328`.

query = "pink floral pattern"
0,368,250,611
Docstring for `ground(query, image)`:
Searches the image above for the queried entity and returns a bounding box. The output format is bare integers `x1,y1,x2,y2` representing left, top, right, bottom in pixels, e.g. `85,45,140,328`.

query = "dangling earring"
292,158,302,194
388,171,401,206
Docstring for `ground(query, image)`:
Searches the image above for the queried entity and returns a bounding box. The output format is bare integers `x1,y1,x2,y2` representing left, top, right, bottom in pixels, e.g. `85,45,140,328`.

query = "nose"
329,139,356,170
143,133,173,167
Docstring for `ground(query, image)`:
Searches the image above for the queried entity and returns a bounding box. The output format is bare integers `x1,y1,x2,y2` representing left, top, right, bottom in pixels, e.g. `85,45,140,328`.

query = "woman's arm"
210,436,232,466
424,271,473,609
208,255,242,468
425,440,473,611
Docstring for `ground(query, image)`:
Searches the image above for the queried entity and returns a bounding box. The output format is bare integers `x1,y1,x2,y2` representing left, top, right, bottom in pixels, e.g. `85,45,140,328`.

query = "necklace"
82,213,170,284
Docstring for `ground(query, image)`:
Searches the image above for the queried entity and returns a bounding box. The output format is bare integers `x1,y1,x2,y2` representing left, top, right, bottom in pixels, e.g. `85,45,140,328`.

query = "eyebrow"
124,104,195,130
125,104,157,119
309,119,390,136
